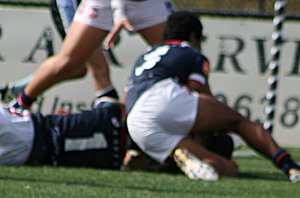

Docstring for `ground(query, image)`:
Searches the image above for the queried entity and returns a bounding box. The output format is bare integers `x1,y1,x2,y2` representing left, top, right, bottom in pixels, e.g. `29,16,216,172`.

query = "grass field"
0,147,299,197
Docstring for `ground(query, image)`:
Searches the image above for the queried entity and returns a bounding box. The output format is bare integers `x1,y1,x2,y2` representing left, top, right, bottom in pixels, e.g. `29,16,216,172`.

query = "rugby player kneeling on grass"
125,11,300,182
0,97,125,169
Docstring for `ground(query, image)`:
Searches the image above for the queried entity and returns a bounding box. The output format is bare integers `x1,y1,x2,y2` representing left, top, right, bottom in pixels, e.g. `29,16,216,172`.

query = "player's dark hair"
163,11,203,41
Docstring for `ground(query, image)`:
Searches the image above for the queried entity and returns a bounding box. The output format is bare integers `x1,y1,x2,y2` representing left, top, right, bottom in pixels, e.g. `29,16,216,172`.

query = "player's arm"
187,80,212,96
187,59,213,96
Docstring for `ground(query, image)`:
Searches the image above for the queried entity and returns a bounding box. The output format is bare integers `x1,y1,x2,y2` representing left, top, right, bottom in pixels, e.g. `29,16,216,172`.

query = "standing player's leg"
138,23,165,46
88,46,119,99
135,0,175,46
0,0,78,104
22,21,108,101
51,0,118,99
14,0,119,110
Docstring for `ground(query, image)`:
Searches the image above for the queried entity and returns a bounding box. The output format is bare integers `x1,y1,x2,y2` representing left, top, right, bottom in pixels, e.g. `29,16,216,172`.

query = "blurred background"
0,0,299,18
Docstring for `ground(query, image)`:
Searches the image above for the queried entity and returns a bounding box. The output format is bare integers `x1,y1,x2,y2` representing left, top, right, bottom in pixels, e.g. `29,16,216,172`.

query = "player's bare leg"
191,94,280,158
86,46,112,91
24,21,108,99
188,94,300,182
138,23,165,45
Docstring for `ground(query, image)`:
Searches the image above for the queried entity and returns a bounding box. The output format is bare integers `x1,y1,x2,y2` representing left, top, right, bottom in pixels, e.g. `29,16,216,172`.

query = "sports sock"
95,86,119,100
14,91,35,109
272,149,300,174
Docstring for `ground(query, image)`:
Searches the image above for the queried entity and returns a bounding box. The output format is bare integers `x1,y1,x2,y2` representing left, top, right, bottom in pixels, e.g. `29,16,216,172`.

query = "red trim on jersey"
164,40,184,45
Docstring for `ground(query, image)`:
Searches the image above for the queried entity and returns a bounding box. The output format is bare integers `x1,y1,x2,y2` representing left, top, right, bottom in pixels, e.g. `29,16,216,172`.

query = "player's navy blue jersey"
126,40,209,112
28,101,125,169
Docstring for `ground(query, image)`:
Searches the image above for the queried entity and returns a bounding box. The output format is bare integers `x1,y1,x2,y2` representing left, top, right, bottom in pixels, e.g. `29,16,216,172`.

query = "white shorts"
74,0,174,31
127,78,199,163
0,105,34,165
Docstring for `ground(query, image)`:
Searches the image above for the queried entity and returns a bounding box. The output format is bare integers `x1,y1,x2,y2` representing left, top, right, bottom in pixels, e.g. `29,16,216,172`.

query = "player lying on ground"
0,98,125,169
125,11,300,182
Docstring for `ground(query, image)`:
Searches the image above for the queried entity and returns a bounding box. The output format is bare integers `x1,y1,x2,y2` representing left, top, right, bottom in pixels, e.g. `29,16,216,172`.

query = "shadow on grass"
238,171,286,181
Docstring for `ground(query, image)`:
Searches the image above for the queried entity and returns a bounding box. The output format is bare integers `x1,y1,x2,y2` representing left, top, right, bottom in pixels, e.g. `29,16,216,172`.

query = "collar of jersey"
164,40,191,47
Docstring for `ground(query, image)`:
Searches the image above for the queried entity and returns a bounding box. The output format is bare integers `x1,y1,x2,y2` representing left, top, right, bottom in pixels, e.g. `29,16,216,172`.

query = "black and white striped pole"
263,0,287,134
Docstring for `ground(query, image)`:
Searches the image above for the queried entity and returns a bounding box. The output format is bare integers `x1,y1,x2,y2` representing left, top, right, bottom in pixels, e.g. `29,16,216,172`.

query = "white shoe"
289,168,300,183
173,148,219,181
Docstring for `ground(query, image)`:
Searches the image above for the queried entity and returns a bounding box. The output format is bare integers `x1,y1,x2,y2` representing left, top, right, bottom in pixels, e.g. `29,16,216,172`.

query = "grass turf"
0,147,299,197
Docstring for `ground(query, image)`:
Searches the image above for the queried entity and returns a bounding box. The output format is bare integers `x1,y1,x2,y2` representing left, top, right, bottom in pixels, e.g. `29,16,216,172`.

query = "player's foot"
0,84,15,103
173,148,219,181
289,168,300,183
7,99,30,115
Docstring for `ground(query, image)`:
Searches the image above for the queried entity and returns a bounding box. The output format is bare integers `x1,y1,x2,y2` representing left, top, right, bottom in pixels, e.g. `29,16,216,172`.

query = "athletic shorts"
0,105,34,165
127,78,199,163
74,0,175,31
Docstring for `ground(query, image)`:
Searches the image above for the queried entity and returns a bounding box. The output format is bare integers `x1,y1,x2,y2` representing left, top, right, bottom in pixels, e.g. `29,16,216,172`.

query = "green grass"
0,147,299,197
